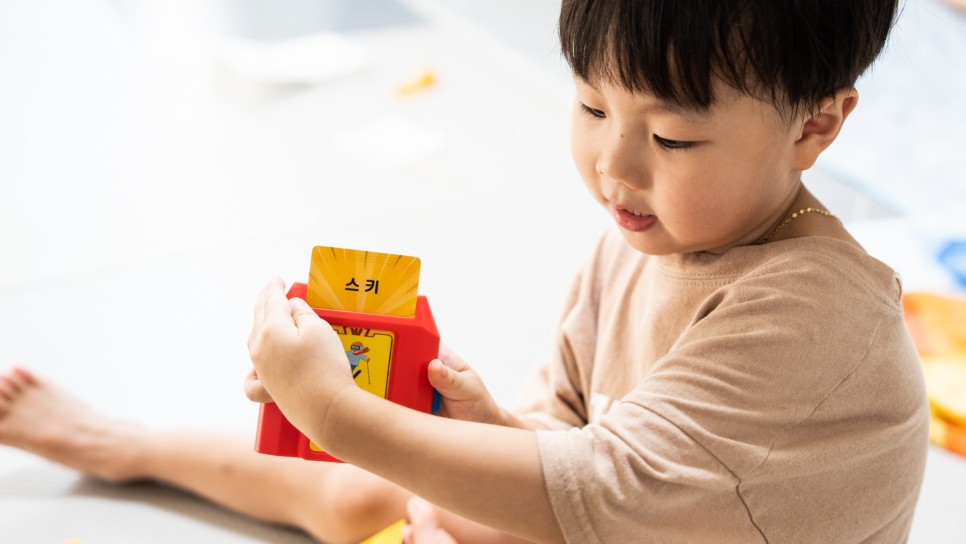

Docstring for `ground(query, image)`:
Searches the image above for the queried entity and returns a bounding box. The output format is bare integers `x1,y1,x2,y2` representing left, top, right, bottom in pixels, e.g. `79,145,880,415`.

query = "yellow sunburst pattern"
306,246,421,317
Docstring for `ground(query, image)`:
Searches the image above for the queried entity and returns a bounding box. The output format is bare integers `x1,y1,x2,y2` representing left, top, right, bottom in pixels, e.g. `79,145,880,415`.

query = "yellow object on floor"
922,357,966,426
398,68,437,97
360,519,406,544
903,293,966,457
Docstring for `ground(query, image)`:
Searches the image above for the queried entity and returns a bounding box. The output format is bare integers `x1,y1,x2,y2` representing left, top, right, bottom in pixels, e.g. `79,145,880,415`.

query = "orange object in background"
903,292,966,457
903,293,966,357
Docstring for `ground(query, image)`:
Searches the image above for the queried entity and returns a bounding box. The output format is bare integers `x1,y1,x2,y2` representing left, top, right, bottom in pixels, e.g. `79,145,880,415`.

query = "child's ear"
792,87,858,170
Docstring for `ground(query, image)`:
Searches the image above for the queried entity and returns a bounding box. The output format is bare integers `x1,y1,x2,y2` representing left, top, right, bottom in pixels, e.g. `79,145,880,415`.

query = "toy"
255,282,440,462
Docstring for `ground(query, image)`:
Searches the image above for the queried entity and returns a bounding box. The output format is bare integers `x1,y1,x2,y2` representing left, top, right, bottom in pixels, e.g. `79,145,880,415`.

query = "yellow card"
307,246,421,317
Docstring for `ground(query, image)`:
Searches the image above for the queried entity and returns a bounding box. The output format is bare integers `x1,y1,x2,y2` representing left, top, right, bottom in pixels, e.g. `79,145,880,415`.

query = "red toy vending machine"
254,282,440,462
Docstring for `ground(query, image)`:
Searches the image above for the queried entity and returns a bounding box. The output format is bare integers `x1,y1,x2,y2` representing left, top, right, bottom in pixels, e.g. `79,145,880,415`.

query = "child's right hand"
428,344,504,425
243,367,273,403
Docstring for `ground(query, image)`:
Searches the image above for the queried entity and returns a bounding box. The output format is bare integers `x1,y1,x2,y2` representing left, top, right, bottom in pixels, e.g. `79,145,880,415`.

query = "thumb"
437,344,471,372
427,358,477,401
288,297,322,331
429,346,475,394
427,358,457,391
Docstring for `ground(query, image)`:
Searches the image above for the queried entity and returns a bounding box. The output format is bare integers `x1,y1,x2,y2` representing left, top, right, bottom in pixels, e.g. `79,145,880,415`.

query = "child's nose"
597,130,650,190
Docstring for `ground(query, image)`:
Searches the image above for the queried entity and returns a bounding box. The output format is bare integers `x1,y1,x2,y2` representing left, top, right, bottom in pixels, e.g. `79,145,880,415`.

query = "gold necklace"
753,207,837,245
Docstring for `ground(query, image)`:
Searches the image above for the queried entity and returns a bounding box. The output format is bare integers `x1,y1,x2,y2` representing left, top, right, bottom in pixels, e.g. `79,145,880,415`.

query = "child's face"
572,77,804,255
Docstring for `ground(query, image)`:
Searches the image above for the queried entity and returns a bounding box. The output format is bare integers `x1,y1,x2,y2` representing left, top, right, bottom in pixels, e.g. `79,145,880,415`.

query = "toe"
11,367,38,387
0,374,17,402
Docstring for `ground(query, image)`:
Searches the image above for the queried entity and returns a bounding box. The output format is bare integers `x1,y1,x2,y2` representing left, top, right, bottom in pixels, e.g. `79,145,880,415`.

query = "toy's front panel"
308,326,396,455
334,326,395,398
261,285,440,462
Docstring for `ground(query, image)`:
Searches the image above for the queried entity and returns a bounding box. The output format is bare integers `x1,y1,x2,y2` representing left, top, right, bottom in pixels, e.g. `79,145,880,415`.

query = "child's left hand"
428,345,504,425
247,278,355,432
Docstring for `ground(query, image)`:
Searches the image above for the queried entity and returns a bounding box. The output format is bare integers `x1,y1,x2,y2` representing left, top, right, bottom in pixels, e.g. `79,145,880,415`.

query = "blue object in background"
938,241,966,289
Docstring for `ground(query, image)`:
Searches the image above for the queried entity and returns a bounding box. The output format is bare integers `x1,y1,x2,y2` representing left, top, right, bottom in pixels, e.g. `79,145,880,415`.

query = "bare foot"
0,367,146,483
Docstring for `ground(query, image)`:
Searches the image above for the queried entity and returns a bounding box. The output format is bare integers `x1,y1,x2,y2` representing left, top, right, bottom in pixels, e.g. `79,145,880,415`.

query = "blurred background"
0,0,963,541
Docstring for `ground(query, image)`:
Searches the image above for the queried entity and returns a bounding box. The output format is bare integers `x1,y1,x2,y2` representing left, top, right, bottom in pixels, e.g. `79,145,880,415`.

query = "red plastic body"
254,282,440,462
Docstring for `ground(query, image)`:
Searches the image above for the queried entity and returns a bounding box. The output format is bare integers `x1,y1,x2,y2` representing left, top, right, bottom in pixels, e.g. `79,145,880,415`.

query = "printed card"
306,246,421,317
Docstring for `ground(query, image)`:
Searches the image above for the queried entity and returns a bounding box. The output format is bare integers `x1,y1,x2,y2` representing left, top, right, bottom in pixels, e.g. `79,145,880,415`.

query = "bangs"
559,0,898,116
560,0,727,111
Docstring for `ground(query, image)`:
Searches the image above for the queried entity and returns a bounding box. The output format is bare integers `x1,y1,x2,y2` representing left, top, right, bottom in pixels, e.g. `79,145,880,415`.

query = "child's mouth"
612,205,658,232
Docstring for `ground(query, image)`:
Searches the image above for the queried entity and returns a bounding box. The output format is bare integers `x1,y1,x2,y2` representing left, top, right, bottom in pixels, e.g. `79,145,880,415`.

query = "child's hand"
428,344,503,425
243,367,273,403
247,278,356,431
403,497,458,544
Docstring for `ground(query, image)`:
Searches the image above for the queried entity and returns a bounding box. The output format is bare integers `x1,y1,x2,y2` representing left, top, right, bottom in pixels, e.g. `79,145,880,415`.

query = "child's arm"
248,279,565,544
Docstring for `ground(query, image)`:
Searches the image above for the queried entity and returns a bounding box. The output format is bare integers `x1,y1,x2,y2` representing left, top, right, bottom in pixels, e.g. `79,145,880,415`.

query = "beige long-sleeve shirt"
517,229,928,543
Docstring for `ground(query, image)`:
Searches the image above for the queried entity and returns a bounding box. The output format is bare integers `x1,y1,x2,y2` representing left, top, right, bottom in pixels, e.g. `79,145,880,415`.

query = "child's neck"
760,186,863,250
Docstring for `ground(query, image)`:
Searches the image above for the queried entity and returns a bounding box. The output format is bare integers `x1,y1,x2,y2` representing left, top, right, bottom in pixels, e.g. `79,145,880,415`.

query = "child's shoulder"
727,236,902,307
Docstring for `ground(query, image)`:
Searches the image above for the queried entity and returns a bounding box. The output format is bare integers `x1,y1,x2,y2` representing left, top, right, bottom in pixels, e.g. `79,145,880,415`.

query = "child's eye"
579,103,606,118
654,135,695,151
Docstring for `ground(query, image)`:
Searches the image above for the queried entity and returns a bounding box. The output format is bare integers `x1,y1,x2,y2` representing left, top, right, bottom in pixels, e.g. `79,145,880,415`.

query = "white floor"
0,0,963,542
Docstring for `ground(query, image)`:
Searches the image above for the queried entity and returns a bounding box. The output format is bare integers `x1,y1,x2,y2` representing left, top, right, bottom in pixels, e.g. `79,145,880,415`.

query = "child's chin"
618,230,673,256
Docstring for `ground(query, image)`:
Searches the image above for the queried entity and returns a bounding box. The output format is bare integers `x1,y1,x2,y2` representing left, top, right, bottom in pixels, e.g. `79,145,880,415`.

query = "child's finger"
437,344,472,372
243,368,273,403
406,497,458,544
407,496,433,523
250,279,297,351
252,277,276,326
427,359,469,399
288,297,323,332
263,279,294,325
253,277,287,329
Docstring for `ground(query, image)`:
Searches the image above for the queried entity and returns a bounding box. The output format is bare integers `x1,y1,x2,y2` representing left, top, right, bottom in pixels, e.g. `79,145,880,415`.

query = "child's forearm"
313,388,566,544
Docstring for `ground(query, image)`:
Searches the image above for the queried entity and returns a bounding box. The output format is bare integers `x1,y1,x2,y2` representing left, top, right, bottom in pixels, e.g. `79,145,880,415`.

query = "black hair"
559,0,899,116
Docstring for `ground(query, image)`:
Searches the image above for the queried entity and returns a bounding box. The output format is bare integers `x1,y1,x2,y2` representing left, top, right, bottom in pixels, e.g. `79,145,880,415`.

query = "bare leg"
0,368,530,544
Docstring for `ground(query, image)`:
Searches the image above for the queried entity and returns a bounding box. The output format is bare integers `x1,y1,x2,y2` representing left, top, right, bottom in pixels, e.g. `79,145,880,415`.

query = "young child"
245,0,928,542
1,1,927,543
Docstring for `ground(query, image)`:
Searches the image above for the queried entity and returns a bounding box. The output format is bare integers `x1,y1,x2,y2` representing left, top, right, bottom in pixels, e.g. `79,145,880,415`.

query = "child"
245,0,927,542
2,0,927,542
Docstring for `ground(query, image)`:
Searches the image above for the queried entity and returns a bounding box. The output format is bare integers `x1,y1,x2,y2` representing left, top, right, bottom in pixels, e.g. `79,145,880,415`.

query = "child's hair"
559,0,900,117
